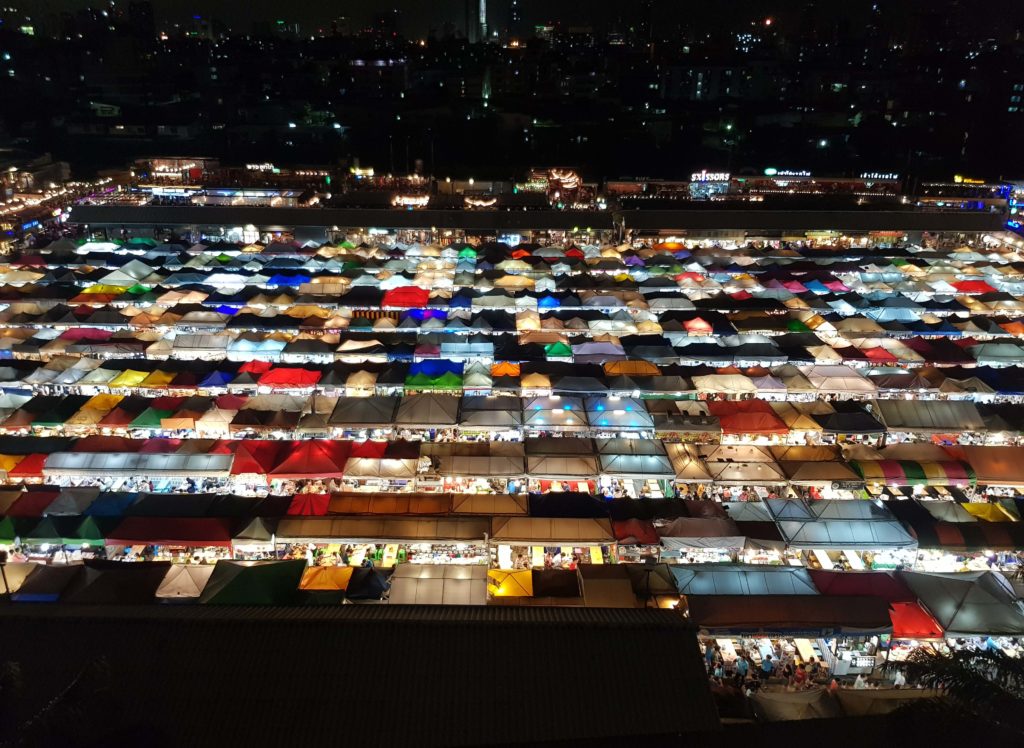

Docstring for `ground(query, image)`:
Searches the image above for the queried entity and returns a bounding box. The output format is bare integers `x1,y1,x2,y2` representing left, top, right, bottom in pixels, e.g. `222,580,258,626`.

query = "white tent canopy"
900,570,1024,636
43,452,233,478
388,564,487,605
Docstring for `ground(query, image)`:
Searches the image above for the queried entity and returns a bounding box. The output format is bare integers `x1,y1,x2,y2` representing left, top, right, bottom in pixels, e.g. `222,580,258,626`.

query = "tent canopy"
671,564,819,595
899,570,1024,636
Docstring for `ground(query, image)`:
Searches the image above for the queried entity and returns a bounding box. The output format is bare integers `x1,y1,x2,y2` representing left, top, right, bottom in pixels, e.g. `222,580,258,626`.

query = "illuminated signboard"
953,175,985,185
246,163,276,172
690,170,731,182
860,172,899,180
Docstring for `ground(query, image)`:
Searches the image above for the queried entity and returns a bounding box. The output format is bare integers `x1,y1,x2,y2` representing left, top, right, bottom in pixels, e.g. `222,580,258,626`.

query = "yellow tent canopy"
141,370,177,387
0,454,24,472
487,569,533,597
82,284,129,295
961,503,1017,523
109,370,149,387
300,565,355,590
83,393,123,412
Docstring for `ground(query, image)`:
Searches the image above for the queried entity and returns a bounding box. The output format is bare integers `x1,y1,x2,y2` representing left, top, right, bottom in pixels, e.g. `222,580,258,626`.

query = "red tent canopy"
269,440,351,479
683,317,713,335
382,286,430,308
150,396,185,411
59,328,111,341
106,517,233,547
933,522,967,548
168,372,200,388
8,453,47,479
706,400,789,435
98,407,142,427
863,347,898,363
286,493,330,516
215,394,248,410
808,570,915,602
951,279,996,294
230,440,288,475
6,489,59,517
890,601,944,639
239,360,274,374
258,368,322,388
978,522,1017,550
612,519,659,545
139,438,183,453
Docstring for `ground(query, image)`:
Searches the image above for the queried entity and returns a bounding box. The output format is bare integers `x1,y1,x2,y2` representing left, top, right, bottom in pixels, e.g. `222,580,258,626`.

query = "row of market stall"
3,436,1024,492
3,474,1024,572
10,359,1024,405
2,558,1022,649
6,389,1024,443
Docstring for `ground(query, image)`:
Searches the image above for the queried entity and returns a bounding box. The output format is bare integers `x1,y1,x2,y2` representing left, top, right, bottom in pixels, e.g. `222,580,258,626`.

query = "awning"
656,517,746,549
686,594,894,635
199,559,306,605
268,440,351,479
670,564,819,595
156,564,215,599
106,517,234,547
44,452,232,478
277,516,488,542
388,564,487,605
851,459,976,487
874,399,987,433
899,570,1024,636
959,446,1024,486
577,565,637,608
490,517,614,544
775,518,917,550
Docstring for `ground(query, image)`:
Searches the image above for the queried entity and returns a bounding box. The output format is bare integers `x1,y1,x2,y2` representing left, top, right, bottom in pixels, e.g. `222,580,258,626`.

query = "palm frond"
887,648,1024,734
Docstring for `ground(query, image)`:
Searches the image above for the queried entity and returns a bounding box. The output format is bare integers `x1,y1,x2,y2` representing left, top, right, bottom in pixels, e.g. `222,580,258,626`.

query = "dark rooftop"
0,603,717,746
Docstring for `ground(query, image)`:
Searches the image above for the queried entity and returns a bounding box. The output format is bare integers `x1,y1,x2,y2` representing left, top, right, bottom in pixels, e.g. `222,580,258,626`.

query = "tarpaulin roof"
671,564,819,595
851,459,976,487
898,570,1024,636
686,594,893,635
389,564,488,606
808,569,915,601
199,559,305,605
268,440,351,478
155,564,215,599
106,517,234,547
706,399,789,435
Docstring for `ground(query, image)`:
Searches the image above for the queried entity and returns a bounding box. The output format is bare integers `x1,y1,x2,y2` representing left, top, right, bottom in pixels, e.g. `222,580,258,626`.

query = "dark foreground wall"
0,604,716,747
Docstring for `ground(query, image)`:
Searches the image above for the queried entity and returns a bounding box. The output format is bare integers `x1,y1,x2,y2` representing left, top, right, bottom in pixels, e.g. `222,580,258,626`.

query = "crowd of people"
701,638,910,696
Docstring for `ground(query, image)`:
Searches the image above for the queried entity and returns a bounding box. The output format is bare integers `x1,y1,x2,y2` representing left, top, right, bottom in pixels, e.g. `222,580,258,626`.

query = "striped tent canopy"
850,459,976,487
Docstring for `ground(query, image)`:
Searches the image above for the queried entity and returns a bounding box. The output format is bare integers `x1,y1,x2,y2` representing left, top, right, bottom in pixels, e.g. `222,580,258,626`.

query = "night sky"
22,0,774,37
15,0,634,36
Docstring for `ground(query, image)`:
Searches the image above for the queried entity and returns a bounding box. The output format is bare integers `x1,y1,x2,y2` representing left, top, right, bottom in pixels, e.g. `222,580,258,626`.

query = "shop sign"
691,170,731,182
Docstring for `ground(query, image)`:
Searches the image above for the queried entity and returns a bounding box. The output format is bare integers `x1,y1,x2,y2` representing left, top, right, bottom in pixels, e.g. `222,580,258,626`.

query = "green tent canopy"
199,559,306,605
545,342,573,358
129,408,174,429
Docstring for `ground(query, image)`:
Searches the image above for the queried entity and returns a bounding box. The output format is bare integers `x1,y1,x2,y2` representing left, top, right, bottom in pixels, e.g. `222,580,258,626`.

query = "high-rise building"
464,0,487,42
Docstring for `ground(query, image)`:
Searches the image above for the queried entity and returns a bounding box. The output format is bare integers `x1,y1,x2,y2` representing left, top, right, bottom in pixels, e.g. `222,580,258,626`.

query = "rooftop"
0,603,717,746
